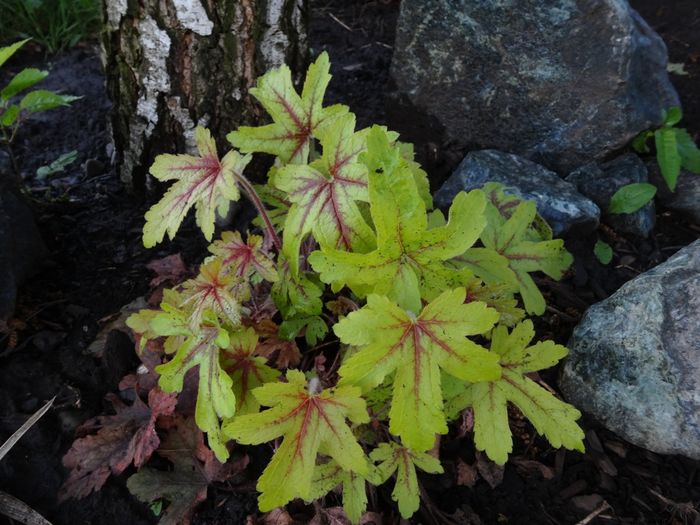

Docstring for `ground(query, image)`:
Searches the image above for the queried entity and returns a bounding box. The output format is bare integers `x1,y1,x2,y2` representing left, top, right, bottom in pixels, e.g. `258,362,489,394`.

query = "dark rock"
0,182,48,320
389,0,679,174
647,162,700,224
434,150,599,236
560,241,700,459
84,158,105,178
567,153,655,237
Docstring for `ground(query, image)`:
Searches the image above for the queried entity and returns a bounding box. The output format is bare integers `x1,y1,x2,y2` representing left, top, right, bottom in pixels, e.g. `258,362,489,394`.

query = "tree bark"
101,0,307,189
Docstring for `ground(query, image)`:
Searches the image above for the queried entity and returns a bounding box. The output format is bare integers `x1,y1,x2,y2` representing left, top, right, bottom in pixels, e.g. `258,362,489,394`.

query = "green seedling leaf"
608,183,656,214
207,231,278,282
275,112,374,274
36,150,78,179
0,39,30,68
335,288,500,451
307,460,376,525
631,130,653,153
0,104,19,127
445,321,585,465
143,126,251,247
228,51,348,164
593,240,613,265
675,128,700,173
456,183,573,315
662,106,682,127
19,89,80,112
223,370,369,511
310,127,487,312
1,68,48,100
221,327,279,415
655,127,682,190
370,442,443,519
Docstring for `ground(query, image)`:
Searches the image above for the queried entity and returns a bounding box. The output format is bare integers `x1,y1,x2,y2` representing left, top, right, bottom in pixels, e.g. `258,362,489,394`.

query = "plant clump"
62,53,584,523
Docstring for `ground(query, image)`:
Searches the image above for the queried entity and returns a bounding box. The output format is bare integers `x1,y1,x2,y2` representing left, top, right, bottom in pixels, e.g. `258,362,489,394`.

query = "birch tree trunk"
101,0,307,188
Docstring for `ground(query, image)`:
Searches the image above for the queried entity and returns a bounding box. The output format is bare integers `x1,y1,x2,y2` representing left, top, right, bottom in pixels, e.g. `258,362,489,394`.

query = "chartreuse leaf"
370,442,443,519
655,127,682,191
126,292,236,462
143,127,251,247
275,112,374,274
310,127,487,312
608,183,656,214
178,258,244,330
228,51,348,164
307,460,377,524
335,288,500,451
456,183,572,315
223,370,369,511
221,327,279,415
445,321,585,465
207,230,278,282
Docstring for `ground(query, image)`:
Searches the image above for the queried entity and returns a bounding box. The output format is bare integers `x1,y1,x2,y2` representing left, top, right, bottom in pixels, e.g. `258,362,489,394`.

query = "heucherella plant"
97,52,584,522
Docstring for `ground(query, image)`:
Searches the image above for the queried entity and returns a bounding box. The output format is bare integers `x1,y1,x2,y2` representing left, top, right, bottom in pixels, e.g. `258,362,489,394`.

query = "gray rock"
0,182,47,320
560,241,700,459
567,153,655,237
647,162,700,224
389,0,679,173
434,150,600,236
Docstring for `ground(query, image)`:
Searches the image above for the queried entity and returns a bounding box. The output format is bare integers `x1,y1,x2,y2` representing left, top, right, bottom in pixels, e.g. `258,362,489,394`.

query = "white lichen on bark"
172,0,214,36
105,0,127,30
167,96,208,154
121,16,171,183
261,0,291,66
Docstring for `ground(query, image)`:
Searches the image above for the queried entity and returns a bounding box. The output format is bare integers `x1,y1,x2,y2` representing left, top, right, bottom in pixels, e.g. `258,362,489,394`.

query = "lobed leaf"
207,230,278,282
456,183,572,315
310,127,487,312
228,52,348,164
223,370,369,511
370,442,443,519
445,321,584,465
275,112,375,274
335,288,500,451
143,127,250,247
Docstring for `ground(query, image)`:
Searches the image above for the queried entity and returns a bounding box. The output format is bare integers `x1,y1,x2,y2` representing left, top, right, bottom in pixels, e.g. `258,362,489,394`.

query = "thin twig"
328,13,352,32
575,501,611,525
0,397,55,462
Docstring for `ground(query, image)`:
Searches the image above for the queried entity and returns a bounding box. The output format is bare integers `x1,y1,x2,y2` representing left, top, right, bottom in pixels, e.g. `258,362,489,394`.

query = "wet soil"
1,1,699,524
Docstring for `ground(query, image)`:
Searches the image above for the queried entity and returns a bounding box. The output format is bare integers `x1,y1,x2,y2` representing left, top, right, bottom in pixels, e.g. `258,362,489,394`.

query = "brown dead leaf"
456,458,478,487
511,458,555,480
475,451,504,489
260,508,294,525
59,388,177,501
252,319,301,368
309,507,352,525
147,253,188,288
127,417,248,525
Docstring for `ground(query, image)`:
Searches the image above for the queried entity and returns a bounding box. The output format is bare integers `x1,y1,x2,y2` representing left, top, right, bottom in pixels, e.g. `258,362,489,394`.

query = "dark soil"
1,1,699,524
